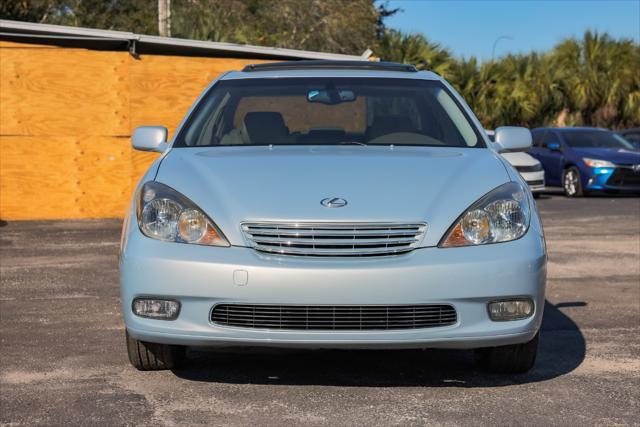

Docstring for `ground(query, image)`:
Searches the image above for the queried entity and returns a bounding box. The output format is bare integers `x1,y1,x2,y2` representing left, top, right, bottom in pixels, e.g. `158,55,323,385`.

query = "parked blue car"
529,127,640,196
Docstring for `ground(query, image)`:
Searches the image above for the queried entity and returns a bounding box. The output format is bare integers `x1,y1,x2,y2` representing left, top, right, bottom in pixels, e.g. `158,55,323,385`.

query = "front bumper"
120,215,547,350
585,166,640,192
519,170,545,192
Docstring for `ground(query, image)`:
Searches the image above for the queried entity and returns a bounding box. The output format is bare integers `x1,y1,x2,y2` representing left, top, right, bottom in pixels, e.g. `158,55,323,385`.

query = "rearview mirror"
494,126,532,153
132,126,168,152
307,89,356,105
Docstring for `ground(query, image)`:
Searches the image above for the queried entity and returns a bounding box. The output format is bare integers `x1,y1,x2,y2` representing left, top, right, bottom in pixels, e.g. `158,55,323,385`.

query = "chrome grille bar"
241,222,426,257
211,304,457,330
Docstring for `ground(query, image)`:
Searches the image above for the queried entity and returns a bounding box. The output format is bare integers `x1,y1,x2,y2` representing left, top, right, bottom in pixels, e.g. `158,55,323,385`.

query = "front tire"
475,332,539,374
126,330,185,371
562,167,583,197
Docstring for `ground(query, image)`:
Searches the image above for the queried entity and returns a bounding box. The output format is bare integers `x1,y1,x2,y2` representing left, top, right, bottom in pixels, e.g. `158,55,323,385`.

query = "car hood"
501,152,540,167
572,147,640,165
156,145,511,247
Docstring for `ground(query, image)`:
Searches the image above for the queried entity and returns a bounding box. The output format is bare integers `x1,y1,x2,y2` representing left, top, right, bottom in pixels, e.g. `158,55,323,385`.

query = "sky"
385,0,640,61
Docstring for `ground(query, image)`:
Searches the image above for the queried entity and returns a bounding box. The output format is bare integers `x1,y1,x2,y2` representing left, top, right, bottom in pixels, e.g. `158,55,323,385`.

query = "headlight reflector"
461,209,491,244
484,199,528,242
141,198,181,241
440,182,530,247
583,158,615,168
137,182,229,247
179,208,214,243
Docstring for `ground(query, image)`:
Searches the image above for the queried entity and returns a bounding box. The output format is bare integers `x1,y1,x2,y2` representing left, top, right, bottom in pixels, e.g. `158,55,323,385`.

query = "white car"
487,130,545,195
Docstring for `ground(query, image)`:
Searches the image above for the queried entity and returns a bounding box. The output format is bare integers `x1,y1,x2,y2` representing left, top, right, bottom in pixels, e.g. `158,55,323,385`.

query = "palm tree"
377,30,453,77
448,56,481,107
551,31,640,128
379,29,638,130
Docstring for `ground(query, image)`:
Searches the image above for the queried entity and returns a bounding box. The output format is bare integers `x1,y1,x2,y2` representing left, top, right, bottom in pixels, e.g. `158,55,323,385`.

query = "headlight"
439,182,530,248
137,182,229,246
583,158,615,168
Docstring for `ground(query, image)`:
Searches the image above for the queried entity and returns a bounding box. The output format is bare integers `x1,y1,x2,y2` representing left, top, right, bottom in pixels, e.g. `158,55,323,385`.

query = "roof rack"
242,60,418,73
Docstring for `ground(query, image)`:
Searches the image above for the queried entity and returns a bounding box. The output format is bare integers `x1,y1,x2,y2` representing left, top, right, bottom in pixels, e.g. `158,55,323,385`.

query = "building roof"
0,19,371,61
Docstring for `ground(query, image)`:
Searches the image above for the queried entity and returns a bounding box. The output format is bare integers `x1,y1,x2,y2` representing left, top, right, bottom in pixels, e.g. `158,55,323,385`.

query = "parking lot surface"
1,194,639,426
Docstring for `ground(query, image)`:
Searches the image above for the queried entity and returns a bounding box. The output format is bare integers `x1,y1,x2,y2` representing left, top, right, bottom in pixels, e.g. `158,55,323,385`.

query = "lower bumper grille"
526,179,544,186
211,304,457,330
515,163,543,173
607,168,640,187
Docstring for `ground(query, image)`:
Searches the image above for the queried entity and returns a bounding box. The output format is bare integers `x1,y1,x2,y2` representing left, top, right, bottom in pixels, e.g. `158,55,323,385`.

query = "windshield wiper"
338,141,368,146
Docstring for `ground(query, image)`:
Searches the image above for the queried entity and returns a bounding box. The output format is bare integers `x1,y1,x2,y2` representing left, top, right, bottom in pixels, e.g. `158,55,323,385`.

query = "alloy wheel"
564,169,579,196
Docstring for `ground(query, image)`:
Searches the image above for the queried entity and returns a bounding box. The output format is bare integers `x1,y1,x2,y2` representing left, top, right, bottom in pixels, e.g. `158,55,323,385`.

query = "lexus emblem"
321,197,348,208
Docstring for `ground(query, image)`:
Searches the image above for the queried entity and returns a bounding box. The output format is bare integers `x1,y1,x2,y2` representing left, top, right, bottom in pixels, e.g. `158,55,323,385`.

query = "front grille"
241,222,426,257
607,166,640,187
211,304,457,330
515,163,543,173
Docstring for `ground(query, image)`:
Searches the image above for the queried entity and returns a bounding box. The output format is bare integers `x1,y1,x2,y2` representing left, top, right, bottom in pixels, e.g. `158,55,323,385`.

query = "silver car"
120,61,546,374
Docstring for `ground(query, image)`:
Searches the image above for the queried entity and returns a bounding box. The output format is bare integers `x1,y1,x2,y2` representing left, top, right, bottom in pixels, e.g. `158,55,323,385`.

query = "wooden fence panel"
0,42,270,220
76,136,135,218
0,136,137,219
0,136,82,219
130,56,264,138
0,48,130,137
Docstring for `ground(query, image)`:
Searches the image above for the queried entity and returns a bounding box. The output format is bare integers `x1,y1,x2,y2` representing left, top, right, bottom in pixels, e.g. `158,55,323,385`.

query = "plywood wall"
0,41,264,219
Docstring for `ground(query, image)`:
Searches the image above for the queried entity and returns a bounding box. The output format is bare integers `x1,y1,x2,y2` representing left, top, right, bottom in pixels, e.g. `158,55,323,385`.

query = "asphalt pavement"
1,192,639,426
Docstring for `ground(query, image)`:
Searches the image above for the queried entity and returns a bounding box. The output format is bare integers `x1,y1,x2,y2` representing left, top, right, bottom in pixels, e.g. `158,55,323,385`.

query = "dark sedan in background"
618,128,640,149
529,127,640,196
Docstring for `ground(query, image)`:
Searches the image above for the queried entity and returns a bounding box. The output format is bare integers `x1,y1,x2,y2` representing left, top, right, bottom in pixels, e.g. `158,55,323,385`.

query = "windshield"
620,131,640,147
562,131,635,150
175,78,484,148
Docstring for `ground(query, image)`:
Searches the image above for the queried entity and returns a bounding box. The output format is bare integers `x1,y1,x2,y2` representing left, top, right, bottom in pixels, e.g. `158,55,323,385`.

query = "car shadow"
172,300,586,387
533,193,553,200
540,188,639,198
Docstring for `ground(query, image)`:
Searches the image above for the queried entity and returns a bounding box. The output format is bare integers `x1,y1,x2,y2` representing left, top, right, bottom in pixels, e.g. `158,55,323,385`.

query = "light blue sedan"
120,61,546,373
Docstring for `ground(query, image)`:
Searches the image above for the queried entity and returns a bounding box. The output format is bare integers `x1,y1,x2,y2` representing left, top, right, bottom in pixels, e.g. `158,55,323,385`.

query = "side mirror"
547,142,561,151
132,126,168,152
494,126,532,153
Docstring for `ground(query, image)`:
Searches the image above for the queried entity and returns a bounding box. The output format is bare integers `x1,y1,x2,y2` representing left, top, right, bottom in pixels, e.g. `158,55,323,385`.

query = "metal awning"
0,19,372,61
